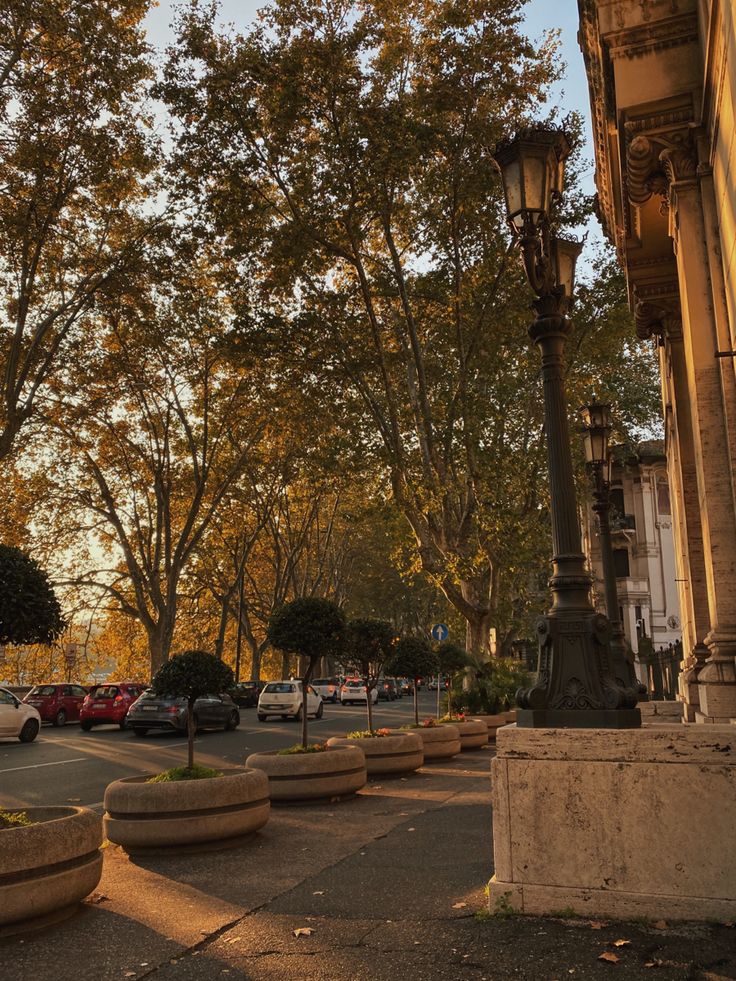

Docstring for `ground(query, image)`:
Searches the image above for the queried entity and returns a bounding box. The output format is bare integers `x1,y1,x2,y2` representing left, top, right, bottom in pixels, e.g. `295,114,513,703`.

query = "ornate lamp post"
494,128,640,728
580,402,642,702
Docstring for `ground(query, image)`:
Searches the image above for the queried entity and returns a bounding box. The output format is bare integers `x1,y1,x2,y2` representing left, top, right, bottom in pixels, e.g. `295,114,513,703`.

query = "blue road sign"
430,623,449,642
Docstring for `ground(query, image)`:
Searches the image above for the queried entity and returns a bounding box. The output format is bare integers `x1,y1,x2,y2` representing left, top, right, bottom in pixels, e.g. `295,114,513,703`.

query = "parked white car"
257,681,323,722
0,687,41,742
311,677,339,703
339,679,378,705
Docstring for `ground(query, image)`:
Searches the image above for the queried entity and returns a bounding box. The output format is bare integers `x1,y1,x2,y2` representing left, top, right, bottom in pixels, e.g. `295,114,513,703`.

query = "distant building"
583,441,682,669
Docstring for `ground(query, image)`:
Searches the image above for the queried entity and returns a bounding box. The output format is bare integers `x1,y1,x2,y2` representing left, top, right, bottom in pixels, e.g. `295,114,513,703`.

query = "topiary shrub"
387,636,438,725
344,617,396,733
151,650,234,771
267,597,345,748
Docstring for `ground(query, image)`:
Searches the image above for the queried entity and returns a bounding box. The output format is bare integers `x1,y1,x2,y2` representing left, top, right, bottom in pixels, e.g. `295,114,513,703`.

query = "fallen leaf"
611,939,631,947
67,798,81,802
452,902,468,909
293,927,315,937
652,920,668,930
589,921,607,930
312,891,325,896
124,974,136,978
644,961,662,969
407,827,416,832
598,952,620,964
85,892,109,905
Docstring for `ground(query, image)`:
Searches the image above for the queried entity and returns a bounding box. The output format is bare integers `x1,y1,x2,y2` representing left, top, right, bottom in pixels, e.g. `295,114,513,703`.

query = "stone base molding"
0,806,103,931
104,768,270,850
489,724,736,922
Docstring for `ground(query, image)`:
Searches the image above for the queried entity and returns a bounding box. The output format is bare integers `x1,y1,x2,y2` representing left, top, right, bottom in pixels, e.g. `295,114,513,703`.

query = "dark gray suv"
127,690,240,737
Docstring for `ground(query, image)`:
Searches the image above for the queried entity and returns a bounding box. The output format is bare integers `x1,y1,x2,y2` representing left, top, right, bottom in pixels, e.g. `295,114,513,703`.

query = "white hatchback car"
339,679,378,705
0,687,41,742
257,681,323,722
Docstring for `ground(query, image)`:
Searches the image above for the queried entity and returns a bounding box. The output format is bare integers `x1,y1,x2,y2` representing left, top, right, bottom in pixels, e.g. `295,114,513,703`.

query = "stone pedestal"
489,724,736,921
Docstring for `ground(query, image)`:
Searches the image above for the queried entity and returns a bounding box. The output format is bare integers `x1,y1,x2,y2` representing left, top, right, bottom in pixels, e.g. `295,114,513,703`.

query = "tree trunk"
214,595,230,659
148,617,175,679
281,651,290,678
366,677,374,732
464,606,493,661
187,695,196,770
413,677,419,725
300,658,316,749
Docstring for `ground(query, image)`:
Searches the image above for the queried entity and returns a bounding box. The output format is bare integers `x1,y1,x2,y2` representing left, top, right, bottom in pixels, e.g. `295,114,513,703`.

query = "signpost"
430,624,449,716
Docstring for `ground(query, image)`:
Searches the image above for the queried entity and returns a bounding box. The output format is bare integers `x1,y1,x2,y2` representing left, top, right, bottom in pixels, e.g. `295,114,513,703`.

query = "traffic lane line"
0,739,202,773
0,757,88,774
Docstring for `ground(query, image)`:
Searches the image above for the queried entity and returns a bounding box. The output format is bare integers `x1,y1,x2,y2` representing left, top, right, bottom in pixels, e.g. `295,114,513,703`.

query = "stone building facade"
578,0,736,722
583,442,682,665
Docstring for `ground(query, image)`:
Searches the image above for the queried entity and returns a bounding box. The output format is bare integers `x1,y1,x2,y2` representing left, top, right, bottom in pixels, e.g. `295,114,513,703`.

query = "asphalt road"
0,691,443,811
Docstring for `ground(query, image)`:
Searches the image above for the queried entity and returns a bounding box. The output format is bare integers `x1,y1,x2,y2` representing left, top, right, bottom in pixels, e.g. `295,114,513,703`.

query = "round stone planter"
0,806,103,932
246,745,367,803
474,712,515,741
442,718,489,750
401,724,461,760
104,767,270,851
326,732,423,775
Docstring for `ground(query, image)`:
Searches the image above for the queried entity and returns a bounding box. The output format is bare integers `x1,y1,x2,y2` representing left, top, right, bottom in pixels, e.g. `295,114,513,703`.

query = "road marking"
0,757,87,774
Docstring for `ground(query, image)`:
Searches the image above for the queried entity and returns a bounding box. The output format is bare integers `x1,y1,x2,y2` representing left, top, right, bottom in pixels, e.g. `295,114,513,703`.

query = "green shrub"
450,658,530,715
146,764,222,783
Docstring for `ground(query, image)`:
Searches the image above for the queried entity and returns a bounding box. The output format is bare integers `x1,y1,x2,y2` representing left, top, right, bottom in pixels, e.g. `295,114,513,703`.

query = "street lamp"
580,402,642,702
494,126,640,728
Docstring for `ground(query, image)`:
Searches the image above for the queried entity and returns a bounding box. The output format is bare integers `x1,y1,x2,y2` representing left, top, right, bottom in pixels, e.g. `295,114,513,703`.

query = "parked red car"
79,682,146,731
23,683,89,726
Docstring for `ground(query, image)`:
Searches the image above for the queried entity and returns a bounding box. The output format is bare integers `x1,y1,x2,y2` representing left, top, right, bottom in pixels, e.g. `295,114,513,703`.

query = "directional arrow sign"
430,623,449,642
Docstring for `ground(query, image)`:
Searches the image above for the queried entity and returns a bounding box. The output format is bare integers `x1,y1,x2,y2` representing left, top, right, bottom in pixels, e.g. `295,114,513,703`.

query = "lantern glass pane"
582,430,594,464
523,155,546,213
503,159,521,217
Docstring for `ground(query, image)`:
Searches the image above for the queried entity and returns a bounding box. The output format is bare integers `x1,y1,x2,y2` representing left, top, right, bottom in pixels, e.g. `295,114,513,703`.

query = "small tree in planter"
387,636,438,726
0,545,64,650
151,650,234,772
345,617,396,733
267,597,345,749
436,641,470,719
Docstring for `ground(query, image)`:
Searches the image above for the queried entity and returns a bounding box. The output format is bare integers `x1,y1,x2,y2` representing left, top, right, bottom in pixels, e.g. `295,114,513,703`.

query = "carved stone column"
635,301,710,719
665,141,736,721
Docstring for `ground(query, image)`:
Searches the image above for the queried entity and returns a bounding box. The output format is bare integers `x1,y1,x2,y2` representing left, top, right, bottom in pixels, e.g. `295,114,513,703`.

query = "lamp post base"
516,707,642,729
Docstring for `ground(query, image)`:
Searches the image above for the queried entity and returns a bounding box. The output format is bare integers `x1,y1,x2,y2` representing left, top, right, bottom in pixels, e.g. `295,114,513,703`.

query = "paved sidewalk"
3,748,735,981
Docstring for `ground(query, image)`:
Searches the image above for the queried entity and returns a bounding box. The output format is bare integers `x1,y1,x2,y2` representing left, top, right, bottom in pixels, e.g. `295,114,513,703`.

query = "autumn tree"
0,0,162,463
42,237,269,676
160,0,659,659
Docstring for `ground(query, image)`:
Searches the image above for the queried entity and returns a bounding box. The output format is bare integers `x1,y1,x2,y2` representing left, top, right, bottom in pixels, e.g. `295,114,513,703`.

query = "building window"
614,548,630,578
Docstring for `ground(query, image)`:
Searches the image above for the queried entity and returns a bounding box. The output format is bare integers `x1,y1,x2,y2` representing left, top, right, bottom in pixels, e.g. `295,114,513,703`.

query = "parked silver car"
127,689,240,737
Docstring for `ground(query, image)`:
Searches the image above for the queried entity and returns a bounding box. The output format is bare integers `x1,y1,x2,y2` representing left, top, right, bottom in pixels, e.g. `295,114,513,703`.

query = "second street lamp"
494,126,640,728
580,402,641,703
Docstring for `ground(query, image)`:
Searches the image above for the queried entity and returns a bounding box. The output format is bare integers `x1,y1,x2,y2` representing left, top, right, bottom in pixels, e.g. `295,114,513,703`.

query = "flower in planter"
277,742,328,755
346,727,392,739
